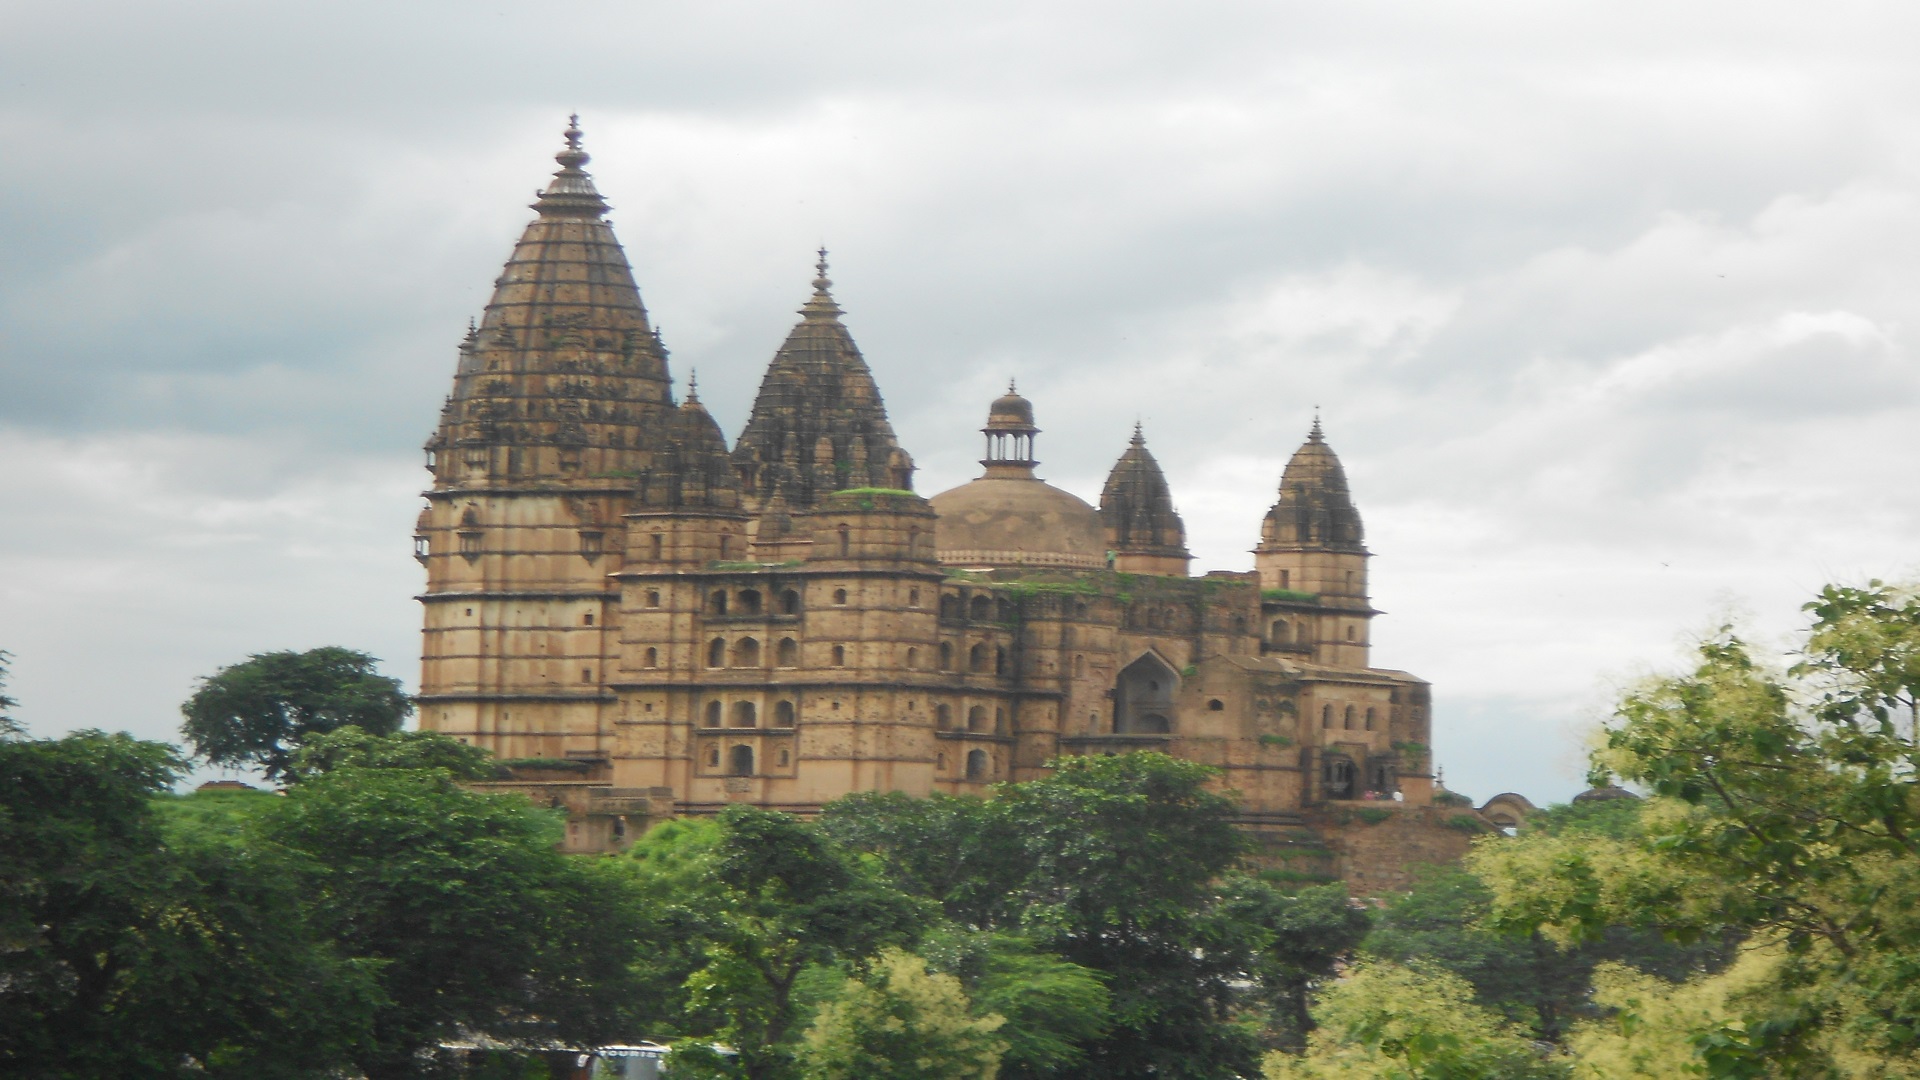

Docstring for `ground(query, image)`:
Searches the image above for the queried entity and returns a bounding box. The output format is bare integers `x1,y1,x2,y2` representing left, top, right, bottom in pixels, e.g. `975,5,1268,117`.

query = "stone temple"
413,120,1478,889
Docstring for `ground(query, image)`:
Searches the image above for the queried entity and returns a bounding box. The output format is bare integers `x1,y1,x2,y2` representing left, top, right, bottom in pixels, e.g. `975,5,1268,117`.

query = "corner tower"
416,118,674,762
1099,424,1191,577
1254,417,1374,667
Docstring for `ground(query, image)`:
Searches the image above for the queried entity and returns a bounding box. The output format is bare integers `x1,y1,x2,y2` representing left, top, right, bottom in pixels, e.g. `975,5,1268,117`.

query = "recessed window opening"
777,638,798,666
838,526,851,557
832,644,846,666
728,745,754,776
1365,707,1377,731
939,642,953,670
738,590,762,615
833,588,848,605
774,701,795,727
969,644,988,673
732,638,760,667
908,588,920,606
1343,705,1356,730
731,701,757,728
967,706,986,733
781,590,801,615
906,647,919,669
1322,704,1333,729
646,591,660,608
650,533,663,560
706,744,719,767
965,750,989,781
704,701,722,728
707,638,725,667
969,595,991,621
936,704,953,729
1208,699,1224,711
583,612,594,625
710,591,728,615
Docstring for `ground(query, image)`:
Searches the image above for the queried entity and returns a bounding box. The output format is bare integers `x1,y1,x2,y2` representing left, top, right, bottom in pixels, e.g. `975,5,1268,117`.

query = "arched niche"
1113,652,1177,735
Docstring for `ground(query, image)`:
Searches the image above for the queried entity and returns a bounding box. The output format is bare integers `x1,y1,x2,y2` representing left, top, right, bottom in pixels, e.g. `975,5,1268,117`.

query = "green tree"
633,806,932,1080
824,753,1268,1079
800,949,1007,1080
0,649,21,736
1264,961,1569,1080
0,731,376,1078
258,764,653,1079
181,646,411,780
917,930,1111,1079
1219,877,1371,1053
284,725,500,781
1470,581,1920,1072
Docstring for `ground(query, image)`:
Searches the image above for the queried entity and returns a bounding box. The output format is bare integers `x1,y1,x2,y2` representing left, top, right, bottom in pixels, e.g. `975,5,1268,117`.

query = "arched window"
995,598,1013,622
776,638,798,666
704,701,722,728
1346,624,1356,642
777,747,791,767
1208,699,1224,711
908,588,920,607
969,644,988,673
833,588,848,605
994,647,1006,675
1322,757,1354,799
1343,705,1356,730
969,595,991,621
781,590,801,615
729,745,755,776
644,647,658,668
709,591,728,616
1322,704,1334,729
967,706,987,732
906,647,919,669
774,701,795,727
1114,654,1177,734
994,707,1006,734
941,595,961,620
1271,620,1290,644
1365,707,1376,731
965,750,989,781
707,638,725,668
705,744,720,767
731,701,757,728
719,534,733,559
1073,655,1086,678
646,590,660,608
832,644,846,667
939,642,954,670
738,590,762,615
732,638,760,667
937,752,947,770
650,533,663,560
838,526,851,557
936,704,953,729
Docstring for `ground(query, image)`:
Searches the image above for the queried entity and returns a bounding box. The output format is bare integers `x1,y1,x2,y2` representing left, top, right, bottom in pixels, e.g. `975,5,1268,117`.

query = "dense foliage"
180,646,412,780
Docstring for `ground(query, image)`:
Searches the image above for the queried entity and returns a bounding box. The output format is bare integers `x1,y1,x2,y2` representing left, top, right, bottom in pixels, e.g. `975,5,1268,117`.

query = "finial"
686,369,700,404
1309,408,1324,442
555,115,589,170
800,248,843,319
1131,419,1145,446
813,247,832,293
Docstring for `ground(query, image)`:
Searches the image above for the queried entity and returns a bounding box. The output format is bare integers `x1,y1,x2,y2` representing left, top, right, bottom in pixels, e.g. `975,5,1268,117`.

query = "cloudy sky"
3,1,1917,804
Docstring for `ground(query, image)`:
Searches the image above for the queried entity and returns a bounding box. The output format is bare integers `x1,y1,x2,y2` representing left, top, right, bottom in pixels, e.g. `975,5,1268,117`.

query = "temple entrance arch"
1113,652,1177,734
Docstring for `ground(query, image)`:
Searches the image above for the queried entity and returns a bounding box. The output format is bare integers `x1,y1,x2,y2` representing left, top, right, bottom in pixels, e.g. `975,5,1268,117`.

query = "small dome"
1572,784,1640,804
930,476,1106,571
987,384,1036,430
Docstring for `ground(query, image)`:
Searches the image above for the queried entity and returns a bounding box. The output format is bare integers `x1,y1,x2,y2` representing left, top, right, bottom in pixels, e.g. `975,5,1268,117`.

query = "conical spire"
1260,419,1364,551
429,116,673,485
1100,424,1189,559
732,252,915,509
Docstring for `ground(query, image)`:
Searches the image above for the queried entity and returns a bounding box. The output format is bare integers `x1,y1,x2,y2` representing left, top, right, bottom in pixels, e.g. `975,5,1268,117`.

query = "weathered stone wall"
1305,803,1493,895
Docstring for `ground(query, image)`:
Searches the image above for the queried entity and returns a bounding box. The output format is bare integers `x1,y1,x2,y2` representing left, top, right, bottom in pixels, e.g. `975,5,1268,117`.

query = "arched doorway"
1113,653,1177,734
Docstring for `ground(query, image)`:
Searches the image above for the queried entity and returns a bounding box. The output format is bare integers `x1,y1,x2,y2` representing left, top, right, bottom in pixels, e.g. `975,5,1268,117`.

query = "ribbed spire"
427,116,673,485
1100,425,1188,558
1259,419,1365,551
731,253,915,509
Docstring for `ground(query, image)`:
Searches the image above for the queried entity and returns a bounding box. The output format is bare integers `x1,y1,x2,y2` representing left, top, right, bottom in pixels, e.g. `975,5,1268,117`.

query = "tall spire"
732,252,915,509
427,116,672,486
1100,423,1190,572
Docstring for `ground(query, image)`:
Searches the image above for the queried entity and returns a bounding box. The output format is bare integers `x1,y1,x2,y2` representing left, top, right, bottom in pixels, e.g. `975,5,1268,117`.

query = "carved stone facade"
417,123,1455,883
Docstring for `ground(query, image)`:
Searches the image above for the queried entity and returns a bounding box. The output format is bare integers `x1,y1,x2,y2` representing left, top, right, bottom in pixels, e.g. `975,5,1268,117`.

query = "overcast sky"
3,1,1917,804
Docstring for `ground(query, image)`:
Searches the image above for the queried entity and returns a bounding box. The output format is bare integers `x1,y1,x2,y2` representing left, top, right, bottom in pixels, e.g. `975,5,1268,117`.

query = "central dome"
930,387,1107,571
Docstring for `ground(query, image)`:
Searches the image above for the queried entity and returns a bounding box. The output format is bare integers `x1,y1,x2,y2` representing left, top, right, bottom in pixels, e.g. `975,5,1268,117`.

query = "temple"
414,121,1476,890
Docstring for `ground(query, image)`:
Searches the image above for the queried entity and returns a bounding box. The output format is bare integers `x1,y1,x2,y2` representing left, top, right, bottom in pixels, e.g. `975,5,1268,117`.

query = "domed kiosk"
930,386,1107,571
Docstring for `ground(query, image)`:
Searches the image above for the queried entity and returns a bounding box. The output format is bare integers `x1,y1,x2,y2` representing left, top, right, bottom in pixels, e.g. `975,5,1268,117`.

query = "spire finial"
686,369,700,404
800,248,843,319
1131,418,1145,446
1309,408,1324,442
556,115,589,169
1008,378,1018,394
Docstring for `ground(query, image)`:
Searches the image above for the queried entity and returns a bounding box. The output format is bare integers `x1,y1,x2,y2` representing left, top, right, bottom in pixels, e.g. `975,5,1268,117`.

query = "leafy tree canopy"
180,646,411,780
799,949,1006,1080
284,726,499,782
